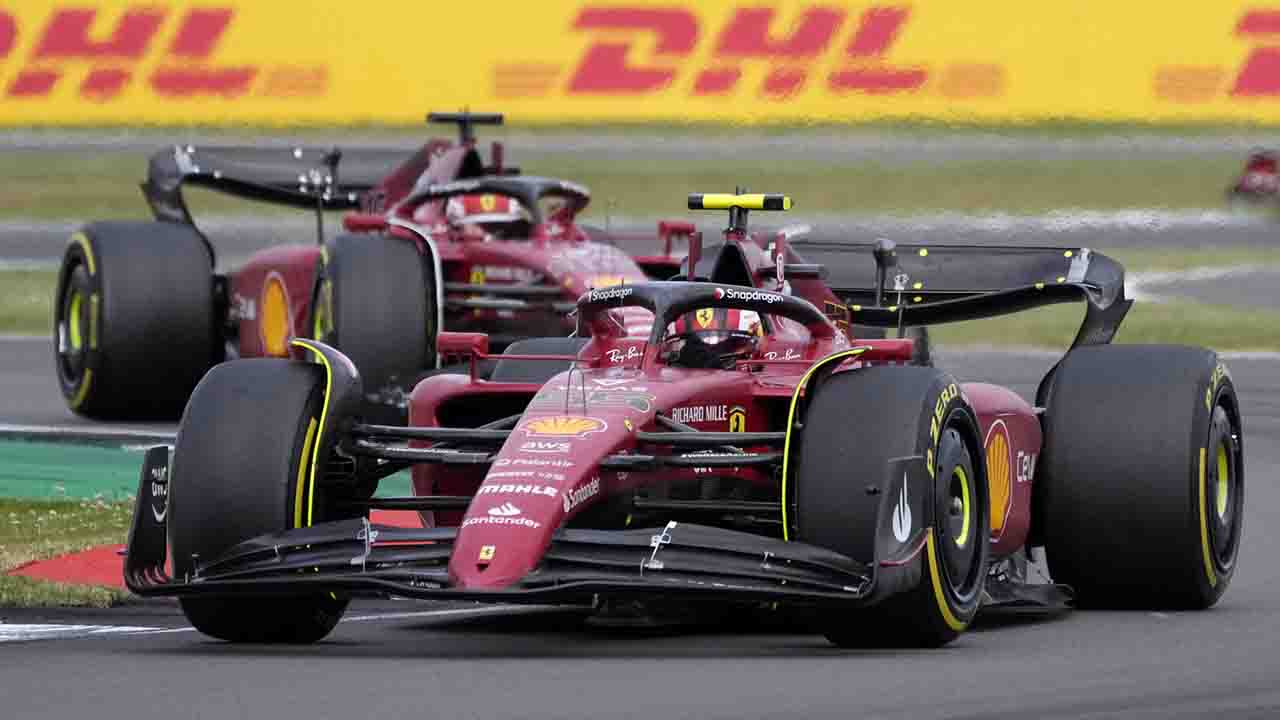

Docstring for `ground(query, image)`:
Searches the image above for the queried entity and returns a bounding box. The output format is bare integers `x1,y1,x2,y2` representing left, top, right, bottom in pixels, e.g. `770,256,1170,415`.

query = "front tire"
311,233,436,419
1040,345,1244,609
169,359,350,643
795,367,989,648
53,221,218,419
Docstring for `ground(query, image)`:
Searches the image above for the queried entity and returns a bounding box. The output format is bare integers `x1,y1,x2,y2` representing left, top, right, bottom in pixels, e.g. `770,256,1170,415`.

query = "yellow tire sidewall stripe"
926,529,967,632
290,338,334,528
1198,446,1218,588
69,368,93,409
780,347,867,542
72,232,96,276
294,418,319,529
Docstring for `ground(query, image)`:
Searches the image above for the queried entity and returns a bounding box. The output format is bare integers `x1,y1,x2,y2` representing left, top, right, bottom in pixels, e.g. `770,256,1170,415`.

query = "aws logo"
0,6,326,102
516,5,1003,101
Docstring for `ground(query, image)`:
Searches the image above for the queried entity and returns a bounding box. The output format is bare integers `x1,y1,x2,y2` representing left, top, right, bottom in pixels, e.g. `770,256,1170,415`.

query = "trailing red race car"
125,194,1244,647
53,112,688,421
1227,148,1280,206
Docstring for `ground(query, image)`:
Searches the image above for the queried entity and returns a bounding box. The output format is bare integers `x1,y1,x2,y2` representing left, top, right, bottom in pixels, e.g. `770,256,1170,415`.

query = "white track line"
0,423,175,444
0,603,550,643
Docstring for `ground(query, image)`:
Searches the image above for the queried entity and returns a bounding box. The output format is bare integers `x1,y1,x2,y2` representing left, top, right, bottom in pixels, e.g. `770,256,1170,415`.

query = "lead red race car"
53,112,686,421
125,194,1245,648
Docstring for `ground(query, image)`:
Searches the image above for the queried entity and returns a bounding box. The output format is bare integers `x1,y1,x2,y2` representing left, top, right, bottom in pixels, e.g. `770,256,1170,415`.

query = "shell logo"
259,272,292,357
522,415,607,437
985,419,1013,536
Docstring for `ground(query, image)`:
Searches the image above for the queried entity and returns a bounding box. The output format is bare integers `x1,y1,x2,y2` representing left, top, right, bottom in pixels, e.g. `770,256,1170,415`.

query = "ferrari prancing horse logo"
696,308,715,328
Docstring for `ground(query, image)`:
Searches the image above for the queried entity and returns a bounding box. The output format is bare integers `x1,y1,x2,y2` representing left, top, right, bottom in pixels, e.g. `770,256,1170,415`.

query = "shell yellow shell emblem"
522,415,607,437
696,308,715,328
985,420,1013,535
259,273,292,357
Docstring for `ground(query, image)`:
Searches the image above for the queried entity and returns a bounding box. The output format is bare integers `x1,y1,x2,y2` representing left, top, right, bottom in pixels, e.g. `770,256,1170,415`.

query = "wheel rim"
935,425,981,593
951,465,972,549
1206,403,1241,567
55,265,90,385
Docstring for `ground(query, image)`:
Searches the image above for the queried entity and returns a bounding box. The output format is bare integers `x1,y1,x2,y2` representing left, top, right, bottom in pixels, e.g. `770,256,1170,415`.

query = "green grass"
932,299,1280,351
542,154,1246,217
0,269,54,334
1109,247,1280,272
0,147,1252,219
0,498,132,607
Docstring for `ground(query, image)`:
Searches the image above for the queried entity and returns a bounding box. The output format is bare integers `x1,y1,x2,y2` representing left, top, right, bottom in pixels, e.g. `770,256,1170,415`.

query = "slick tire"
311,232,436,420
795,367,989,648
490,337,590,383
169,359,348,643
53,221,218,419
1040,345,1243,609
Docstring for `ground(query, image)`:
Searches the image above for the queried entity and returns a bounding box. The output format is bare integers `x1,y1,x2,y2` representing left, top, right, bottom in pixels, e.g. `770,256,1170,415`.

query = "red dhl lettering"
1232,10,1280,96
0,6,322,101
567,4,931,98
1157,9,1280,102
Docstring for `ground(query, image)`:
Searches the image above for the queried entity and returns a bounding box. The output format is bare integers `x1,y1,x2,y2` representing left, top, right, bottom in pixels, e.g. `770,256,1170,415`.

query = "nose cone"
448,415,616,590
450,490,563,590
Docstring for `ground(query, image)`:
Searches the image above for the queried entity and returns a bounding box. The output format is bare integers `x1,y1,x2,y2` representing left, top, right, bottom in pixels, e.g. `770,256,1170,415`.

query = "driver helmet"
663,307,762,369
445,193,527,239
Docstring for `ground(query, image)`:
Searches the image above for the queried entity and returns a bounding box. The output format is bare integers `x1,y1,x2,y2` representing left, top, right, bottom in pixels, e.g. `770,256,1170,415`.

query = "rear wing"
792,241,1131,348
142,144,413,224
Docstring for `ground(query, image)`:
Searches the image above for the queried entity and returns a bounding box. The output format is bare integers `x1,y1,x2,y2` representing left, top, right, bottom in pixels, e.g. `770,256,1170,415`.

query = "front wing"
125,447,880,607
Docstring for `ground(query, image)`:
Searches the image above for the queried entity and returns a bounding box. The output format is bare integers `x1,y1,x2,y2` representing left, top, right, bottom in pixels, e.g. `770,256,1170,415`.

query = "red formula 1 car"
1227,148,1280,206
53,112,686,421
125,195,1244,647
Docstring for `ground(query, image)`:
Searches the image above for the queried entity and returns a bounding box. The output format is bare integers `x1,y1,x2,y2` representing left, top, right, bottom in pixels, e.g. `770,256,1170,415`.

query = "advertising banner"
2,1,1280,125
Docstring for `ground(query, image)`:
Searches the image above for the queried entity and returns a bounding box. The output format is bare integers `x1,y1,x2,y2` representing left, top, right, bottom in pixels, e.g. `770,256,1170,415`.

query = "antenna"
314,147,341,246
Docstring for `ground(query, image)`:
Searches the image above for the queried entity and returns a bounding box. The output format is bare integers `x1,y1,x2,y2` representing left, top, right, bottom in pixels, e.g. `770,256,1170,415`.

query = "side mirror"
437,332,489,359
343,213,389,233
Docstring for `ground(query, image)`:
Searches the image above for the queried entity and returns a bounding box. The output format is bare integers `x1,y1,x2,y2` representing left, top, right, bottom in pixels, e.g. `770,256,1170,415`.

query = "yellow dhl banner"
4,1,1280,125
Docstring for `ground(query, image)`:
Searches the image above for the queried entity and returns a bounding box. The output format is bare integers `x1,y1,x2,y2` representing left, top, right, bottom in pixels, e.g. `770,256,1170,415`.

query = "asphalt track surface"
2,340,1280,719
3,168,1280,716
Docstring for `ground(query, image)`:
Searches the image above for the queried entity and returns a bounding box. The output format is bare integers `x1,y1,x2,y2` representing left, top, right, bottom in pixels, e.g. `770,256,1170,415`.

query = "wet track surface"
2,341,1280,719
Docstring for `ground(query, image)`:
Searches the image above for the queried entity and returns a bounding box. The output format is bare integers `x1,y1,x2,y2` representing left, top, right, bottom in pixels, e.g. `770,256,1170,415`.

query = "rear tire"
311,232,436,419
795,367,989,648
169,359,349,643
53,221,218,419
1040,345,1243,609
